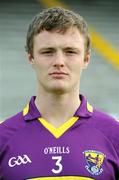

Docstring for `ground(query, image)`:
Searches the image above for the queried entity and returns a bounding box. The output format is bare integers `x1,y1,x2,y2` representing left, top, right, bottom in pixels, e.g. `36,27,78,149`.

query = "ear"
83,51,91,69
28,53,34,65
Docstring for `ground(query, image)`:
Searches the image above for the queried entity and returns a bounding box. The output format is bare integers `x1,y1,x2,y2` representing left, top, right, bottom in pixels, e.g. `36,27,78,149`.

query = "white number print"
52,156,63,174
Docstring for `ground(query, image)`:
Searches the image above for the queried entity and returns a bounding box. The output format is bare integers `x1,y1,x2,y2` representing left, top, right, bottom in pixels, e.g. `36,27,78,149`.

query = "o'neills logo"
44,146,70,155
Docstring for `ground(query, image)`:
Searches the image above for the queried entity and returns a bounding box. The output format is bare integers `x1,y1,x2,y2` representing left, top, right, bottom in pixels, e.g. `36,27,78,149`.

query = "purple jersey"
0,95,119,180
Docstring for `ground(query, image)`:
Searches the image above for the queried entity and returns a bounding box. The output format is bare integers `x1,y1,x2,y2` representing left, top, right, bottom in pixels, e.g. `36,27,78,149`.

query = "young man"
0,7,119,180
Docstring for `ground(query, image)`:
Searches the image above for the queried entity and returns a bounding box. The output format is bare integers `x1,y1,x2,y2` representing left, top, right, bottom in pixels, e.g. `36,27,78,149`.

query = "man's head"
25,7,91,56
26,7,91,95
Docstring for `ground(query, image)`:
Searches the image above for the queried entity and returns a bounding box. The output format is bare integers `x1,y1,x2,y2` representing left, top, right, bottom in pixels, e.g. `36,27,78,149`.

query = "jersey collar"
23,96,42,121
23,95,93,121
74,95,93,117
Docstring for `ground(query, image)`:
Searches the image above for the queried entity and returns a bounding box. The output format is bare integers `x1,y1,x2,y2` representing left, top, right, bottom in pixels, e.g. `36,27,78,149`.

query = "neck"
35,86,80,128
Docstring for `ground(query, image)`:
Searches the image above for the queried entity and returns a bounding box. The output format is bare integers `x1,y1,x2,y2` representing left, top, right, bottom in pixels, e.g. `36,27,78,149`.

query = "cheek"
75,67,82,76
33,61,49,79
69,60,84,72
69,66,82,81
32,57,43,69
32,61,42,75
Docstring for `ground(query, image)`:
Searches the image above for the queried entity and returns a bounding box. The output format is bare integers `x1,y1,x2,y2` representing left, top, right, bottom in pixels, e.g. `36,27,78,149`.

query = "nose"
52,51,65,68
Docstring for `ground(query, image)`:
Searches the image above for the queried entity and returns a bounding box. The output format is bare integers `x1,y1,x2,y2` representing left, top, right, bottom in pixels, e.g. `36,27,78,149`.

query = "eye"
64,48,79,55
65,50,77,55
67,51,76,54
41,51,53,54
40,48,55,56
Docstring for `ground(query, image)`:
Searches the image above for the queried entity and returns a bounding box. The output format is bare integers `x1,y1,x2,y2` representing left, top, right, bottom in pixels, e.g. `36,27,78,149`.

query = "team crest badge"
83,150,106,175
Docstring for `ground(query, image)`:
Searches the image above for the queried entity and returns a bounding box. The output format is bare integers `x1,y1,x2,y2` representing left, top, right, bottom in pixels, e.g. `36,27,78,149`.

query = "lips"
49,72,68,75
49,72,68,79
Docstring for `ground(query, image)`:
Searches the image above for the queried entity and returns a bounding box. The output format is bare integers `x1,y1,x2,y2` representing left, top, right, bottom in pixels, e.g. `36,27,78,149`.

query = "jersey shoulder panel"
0,111,25,152
92,109,119,156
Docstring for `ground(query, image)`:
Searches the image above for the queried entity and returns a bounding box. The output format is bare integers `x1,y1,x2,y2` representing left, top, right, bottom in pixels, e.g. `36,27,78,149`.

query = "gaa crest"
83,150,106,175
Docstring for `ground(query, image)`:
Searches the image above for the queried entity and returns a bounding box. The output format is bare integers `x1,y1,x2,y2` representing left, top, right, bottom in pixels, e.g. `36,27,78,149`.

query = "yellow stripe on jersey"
23,103,29,116
87,102,93,113
38,116,79,138
27,176,94,180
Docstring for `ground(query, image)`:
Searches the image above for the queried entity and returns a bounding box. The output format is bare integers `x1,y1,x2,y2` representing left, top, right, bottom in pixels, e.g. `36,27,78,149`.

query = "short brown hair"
25,7,91,55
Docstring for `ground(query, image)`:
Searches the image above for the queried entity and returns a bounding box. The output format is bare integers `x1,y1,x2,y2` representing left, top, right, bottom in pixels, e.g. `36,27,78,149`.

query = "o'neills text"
44,146,70,155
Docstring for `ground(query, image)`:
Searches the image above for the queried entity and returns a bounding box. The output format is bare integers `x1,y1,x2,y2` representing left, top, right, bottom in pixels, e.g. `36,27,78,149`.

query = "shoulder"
92,109,119,128
0,111,24,130
0,111,25,150
92,109,119,155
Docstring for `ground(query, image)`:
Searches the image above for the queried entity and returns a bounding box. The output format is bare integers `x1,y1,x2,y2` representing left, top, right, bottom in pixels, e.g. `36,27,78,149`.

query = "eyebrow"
63,47,80,51
39,46,80,52
38,47,55,52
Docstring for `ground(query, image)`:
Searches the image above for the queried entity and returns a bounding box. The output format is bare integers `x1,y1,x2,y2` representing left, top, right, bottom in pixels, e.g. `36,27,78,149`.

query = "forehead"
33,27,85,48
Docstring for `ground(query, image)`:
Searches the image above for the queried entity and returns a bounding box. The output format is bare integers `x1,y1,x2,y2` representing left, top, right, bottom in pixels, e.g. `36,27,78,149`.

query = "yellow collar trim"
23,103,29,116
87,102,93,113
38,116,79,138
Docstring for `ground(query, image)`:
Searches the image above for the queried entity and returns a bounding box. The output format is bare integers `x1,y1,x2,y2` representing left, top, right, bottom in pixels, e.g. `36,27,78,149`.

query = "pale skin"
28,27,90,128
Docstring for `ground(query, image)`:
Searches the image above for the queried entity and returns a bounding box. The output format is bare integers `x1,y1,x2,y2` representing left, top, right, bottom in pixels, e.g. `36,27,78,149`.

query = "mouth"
49,72,68,78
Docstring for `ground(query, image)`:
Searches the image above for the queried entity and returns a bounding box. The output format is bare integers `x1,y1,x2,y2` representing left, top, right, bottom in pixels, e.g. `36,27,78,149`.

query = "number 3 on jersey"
52,156,63,174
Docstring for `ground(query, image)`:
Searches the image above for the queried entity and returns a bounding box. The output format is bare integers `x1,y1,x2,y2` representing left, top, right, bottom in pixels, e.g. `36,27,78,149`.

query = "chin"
47,86,69,95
